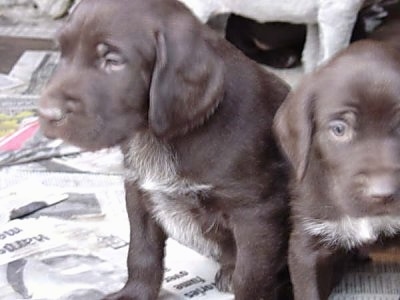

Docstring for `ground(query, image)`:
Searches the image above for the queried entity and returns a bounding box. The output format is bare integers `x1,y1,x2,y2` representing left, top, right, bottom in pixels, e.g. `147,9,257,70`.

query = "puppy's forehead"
61,0,151,41
315,49,400,116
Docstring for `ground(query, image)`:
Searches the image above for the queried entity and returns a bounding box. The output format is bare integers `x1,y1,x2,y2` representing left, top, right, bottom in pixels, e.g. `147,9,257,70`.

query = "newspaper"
0,175,234,300
0,219,234,300
0,50,57,149
331,262,400,300
0,73,23,91
0,8,63,39
0,180,68,223
0,218,129,300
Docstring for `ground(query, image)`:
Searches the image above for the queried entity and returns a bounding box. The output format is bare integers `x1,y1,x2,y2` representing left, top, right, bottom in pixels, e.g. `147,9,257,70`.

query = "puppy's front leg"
231,206,289,300
289,227,346,300
104,181,167,300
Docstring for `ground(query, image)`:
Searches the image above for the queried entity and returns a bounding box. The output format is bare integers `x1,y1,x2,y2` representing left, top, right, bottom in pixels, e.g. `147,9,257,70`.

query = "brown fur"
39,0,292,299
274,40,400,300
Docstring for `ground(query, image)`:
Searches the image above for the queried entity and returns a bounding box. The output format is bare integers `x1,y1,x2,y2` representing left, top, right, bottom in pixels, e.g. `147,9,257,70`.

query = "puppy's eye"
96,43,125,72
329,120,352,141
330,122,346,136
105,52,124,66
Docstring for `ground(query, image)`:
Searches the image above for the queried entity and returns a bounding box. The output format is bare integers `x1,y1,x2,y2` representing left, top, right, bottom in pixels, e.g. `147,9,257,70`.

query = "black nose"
38,107,65,122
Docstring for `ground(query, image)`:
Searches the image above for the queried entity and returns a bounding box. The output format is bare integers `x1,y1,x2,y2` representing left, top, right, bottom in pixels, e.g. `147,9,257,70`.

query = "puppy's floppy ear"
149,21,224,138
273,76,315,181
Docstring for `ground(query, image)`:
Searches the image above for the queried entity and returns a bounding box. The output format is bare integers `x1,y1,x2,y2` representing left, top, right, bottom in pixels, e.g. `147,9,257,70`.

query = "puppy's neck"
123,131,176,183
122,131,212,195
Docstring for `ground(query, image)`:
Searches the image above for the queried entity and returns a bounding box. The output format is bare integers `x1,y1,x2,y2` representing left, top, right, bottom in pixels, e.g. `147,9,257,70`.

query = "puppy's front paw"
102,290,135,300
103,291,132,300
215,265,234,293
102,284,156,300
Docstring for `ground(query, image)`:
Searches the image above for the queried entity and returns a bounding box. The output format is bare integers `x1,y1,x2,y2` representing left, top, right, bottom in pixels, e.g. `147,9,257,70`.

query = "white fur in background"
177,0,370,72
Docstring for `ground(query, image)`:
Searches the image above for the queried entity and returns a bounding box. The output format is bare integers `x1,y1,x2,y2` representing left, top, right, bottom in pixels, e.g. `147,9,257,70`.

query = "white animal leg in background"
302,24,320,73
177,0,221,22
317,0,364,65
177,0,371,72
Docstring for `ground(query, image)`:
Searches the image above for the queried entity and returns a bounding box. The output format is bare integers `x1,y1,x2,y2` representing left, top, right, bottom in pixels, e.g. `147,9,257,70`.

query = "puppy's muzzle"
362,173,399,203
38,107,65,123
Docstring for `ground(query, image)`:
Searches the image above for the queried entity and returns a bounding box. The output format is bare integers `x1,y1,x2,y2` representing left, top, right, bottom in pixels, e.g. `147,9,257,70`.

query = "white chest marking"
303,215,400,249
124,133,220,258
150,191,220,259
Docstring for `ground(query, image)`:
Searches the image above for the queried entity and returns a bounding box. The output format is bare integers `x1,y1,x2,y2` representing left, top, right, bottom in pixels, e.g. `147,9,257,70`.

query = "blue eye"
328,120,353,141
330,121,347,137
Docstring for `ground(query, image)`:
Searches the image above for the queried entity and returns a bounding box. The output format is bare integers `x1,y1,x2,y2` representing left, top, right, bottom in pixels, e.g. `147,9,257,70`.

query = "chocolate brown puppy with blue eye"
274,40,400,300
38,0,292,299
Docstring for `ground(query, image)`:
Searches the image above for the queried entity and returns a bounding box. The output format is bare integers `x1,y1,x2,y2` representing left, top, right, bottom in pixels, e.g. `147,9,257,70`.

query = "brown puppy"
38,0,291,299
274,40,400,300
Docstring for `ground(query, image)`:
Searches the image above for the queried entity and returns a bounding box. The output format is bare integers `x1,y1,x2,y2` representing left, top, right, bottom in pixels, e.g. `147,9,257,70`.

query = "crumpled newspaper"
0,129,82,167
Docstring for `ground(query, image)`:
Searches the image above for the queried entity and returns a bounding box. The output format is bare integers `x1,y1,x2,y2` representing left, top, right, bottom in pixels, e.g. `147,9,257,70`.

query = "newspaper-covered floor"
0,172,234,300
0,19,399,300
